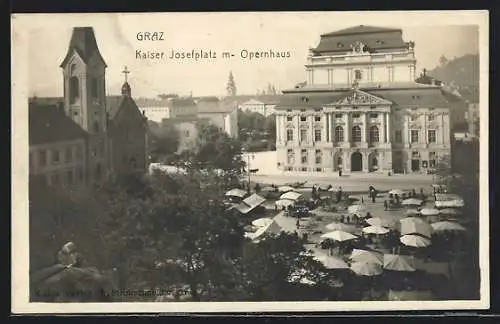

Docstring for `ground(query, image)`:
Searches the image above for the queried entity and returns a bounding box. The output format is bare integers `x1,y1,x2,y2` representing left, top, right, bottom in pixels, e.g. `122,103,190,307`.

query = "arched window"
69,76,79,104
354,70,362,80
369,126,380,143
351,126,362,142
334,126,344,142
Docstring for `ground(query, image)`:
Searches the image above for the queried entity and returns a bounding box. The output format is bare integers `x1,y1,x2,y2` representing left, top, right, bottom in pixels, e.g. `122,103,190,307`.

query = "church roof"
312,25,407,55
29,104,88,146
60,27,107,68
106,95,148,126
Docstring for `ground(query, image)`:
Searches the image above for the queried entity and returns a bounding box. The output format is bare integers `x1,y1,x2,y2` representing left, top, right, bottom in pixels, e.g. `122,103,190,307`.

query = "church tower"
60,27,107,134
60,27,109,183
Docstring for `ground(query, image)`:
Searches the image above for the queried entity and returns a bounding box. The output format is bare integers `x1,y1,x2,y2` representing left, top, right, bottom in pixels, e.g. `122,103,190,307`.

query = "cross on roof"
122,66,130,82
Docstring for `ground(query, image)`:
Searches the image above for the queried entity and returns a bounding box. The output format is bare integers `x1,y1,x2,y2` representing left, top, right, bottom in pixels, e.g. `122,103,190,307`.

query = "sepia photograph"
11,10,489,313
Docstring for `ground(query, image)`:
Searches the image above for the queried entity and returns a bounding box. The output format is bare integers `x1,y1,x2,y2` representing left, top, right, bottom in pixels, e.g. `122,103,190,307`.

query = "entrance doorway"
351,152,363,172
411,159,420,172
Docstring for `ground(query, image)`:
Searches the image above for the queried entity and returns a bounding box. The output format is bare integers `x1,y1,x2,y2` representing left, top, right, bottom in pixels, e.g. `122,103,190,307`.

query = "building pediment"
328,90,393,106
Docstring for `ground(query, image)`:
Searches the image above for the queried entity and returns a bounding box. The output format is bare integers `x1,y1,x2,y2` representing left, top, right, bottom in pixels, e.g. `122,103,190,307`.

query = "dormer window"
337,42,344,48
412,95,421,100
354,70,362,80
376,40,384,45
301,97,309,103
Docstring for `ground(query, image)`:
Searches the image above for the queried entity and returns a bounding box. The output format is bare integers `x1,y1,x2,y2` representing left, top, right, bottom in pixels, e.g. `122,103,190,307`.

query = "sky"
17,11,482,98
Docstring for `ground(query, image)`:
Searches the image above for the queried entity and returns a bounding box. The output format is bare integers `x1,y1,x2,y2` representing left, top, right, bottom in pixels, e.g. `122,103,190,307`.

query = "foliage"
148,122,180,163
238,109,276,147
192,122,244,171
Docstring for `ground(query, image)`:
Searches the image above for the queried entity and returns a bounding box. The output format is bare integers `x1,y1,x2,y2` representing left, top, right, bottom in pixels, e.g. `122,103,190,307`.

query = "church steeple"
121,66,131,97
61,27,107,134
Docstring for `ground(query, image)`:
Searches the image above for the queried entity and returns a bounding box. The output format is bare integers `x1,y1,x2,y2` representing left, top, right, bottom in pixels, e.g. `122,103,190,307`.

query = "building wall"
275,102,450,174
306,50,416,86
173,121,198,153
198,111,238,139
29,139,87,187
141,106,170,123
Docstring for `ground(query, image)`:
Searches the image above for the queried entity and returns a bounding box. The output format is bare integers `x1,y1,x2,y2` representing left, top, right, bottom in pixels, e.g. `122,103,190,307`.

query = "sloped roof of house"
29,104,88,146
239,95,283,105
60,27,107,67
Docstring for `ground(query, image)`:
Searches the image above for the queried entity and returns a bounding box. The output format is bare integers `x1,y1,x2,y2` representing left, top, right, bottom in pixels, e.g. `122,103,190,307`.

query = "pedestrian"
339,169,342,177
346,215,350,224
384,200,388,211
303,232,309,243
395,194,400,205
352,213,358,225
296,218,300,229
412,189,416,198
361,196,364,203
340,215,345,223
371,191,376,203
274,204,278,212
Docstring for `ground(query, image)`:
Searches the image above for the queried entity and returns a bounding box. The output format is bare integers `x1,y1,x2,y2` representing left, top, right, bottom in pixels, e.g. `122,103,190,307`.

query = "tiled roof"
60,27,107,67
106,95,148,126
282,82,439,94
313,25,407,55
320,25,401,37
276,87,459,109
134,97,197,107
193,96,220,103
29,104,88,146
239,95,283,105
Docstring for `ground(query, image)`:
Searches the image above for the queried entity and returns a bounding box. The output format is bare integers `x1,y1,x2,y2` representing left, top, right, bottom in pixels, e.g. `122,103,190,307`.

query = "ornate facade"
275,25,451,174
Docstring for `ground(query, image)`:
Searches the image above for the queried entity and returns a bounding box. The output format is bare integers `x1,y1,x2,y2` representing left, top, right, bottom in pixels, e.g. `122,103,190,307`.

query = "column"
345,113,351,142
441,114,445,144
309,115,314,143
295,115,300,143
386,112,390,143
380,112,386,143
422,114,427,144
329,113,334,142
347,69,351,84
363,113,368,142
324,113,328,142
276,115,281,143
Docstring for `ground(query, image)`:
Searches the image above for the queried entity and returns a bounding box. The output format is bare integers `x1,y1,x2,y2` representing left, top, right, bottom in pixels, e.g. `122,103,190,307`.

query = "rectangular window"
287,149,293,154
369,113,378,119
286,109,292,112
410,115,418,121
315,155,322,164
287,150,294,164
429,152,437,167
353,113,360,118
38,150,46,167
52,149,60,163
395,130,402,143
301,167,307,172
410,130,419,143
427,130,436,143
300,129,307,142
412,151,420,158
300,109,306,112
428,114,435,121
314,116,321,122
286,129,294,141
316,167,322,172
314,129,322,141
286,116,293,122
300,116,307,122
66,147,73,163
301,155,308,164
429,159,436,168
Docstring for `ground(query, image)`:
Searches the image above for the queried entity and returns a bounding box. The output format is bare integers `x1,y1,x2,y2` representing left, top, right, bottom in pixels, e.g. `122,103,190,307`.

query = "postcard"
11,10,489,313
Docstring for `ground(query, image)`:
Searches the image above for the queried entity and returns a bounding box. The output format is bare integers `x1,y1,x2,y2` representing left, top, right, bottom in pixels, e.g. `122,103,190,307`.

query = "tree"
148,122,180,163
193,122,244,171
226,71,237,96
439,55,448,66
157,93,179,100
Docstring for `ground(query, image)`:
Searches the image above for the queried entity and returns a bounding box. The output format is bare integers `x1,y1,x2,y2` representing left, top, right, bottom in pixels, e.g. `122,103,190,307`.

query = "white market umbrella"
420,208,440,216
275,199,294,208
349,249,383,265
252,217,273,228
225,188,247,198
348,204,367,214
280,191,302,201
320,230,358,242
431,221,466,232
288,268,316,286
402,198,424,206
389,189,405,196
383,254,416,272
400,217,433,238
325,222,358,233
406,209,421,216
314,254,350,270
366,217,396,228
350,261,383,276
278,185,295,193
439,208,461,216
362,225,390,235
400,234,432,248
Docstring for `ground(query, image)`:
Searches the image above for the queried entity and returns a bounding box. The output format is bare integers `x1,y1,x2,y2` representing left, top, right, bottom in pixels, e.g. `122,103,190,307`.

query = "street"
248,173,434,193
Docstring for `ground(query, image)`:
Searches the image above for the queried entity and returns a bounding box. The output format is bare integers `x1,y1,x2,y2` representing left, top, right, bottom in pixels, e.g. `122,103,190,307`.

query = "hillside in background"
426,53,479,103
